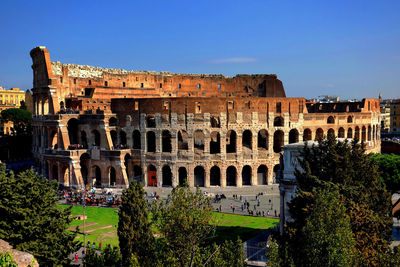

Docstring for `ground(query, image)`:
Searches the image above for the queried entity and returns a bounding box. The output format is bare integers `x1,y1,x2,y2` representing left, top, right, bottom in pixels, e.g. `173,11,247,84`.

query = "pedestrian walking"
99,242,102,251
75,253,78,262
92,242,96,249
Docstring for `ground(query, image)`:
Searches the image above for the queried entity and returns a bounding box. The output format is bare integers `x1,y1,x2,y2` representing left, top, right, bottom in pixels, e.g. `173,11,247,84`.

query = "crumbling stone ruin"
31,46,381,188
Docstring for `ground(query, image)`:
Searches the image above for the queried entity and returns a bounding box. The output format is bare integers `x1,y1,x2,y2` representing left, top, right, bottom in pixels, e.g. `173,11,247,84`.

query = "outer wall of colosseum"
30,46,381,189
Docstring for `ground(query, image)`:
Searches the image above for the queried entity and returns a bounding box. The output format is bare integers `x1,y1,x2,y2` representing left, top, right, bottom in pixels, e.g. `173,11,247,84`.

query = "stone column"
236,165,242,188
157,165,162,188
188,166,194,187
221,166,226,187
172,165,178,187
251,165,258,185
204,167,210,188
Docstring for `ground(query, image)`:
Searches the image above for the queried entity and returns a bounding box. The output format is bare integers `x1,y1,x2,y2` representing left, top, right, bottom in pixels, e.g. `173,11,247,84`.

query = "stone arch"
67,118,79,145
242,130,253,151
273,130,284,153
226,166,237,186
327,116,335,124
178,130,189,150
327,128,335,137
210,131,220,154
124,153,132,179
162,165,172,187
289,129,299,144
242,165,252,186
178,167,187,186
210,166,220,186
147,165,157,187
210,116,220,128
273,164,281,183
80,153,90,185
274,116,284,127
120,130,127,146
59,101,65,110
194,130,205,152
338,127,345,138
257,165,268,185
81,131,88,148
257,129,268,150
147,131,156,152
50,130,58,149
368,126,372,141
355,126,360,140
348,128,353,139
132,130,141,149
362,126,366,141
315,128,324,140
194,166,205,187
109,117,117,126
226,130,237,153
110,130,118,148
347,116,353,123
303,128,312,141
162,130,172,152
92,165,101,187
92,130,101,147
146,115,156,128
52,164,58,181
109,166,116,186
133,165,142,183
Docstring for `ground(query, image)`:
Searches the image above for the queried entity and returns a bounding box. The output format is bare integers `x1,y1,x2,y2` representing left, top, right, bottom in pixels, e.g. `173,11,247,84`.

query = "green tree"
0,108,32,136
283,135,392,266
0,167,79,266
152,185,216,267
117,181,155,266
0,252,18,267
83,247,125,267
370,153,400,193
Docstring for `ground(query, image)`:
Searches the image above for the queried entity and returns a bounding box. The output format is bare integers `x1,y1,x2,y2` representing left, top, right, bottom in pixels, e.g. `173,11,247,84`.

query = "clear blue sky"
0,0,399,99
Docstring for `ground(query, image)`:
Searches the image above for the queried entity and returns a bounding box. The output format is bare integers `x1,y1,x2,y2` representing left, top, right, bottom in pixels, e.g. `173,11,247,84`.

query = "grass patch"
61,205,279,247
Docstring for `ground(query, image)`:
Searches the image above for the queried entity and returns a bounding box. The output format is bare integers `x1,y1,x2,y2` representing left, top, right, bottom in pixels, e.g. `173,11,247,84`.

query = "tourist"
87,241,90,248
99,242,102,251
92,242,96,249
75,253,78,262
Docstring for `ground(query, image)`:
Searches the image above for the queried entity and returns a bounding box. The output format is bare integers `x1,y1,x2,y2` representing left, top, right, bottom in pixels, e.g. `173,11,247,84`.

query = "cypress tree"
117,181,155,266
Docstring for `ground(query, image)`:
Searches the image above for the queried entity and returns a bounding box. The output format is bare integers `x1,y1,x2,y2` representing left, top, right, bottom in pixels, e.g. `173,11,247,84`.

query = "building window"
136,77,138,81
245,101,250,109
74,79,76,84
159,83,162,88
218,84,221,89
195,102,201,113
89,80,92,85
123,82,126,87
141,83,144,88
178,83,181,89
197,83,201,89
276,102,282,113
227,101,234,110
105,81,108,87
134,101,139,111
60,77,63,83
163,101,169,110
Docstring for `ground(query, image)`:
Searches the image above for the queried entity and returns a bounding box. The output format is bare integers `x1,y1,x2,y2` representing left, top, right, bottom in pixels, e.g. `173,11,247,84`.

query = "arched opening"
327,128,335,137
194,130,205,152
303,129,312,141
210,116,220,128
162,165,172,187
327,116,335,124
67,118,79,145
132,130,141,149
273,130,284,153
258,129,268,150
92,130,101,147
372,126,375,141
124,154,131,179
178,130,188,150
361,126,366,141
315,128,324,140
368,126,372,141
210,166,220,186
355,126,360,140
109,167,116,186
162,130,172,152
52,164,58,181
226,130,237,153
338,127,345,138
242,130,252,150
120,131,127,147
347,128,353,139
81,131,88,148
80,153,90,185
274,116,284,127
146,115,156,128
226,166,237,186
347,116,353,123
59,101,64,110
210,131,221,154
289,129,299,144
194,166,205,187
147,131,156,152
110,130,118,148
50,130,58,149
147,165,157,187
242,165,252,186
92,166,101,187
273,164,281,183
257,165,268,185
178,167,187,186
109,117,117,126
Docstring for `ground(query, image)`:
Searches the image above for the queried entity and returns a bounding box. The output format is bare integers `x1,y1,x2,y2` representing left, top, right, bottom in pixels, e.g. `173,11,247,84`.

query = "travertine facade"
30,46,381,189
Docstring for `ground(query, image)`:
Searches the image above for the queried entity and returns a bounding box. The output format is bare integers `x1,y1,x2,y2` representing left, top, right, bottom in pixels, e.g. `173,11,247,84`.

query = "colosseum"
30,46,381,189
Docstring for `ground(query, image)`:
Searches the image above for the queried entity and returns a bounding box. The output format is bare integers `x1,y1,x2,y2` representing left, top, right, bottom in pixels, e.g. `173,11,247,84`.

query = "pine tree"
117,181,155,266
0,167,79,266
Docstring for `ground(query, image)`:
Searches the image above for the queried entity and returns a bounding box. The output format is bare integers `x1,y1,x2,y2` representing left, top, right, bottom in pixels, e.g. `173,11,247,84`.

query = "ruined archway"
109,117,117,126
80,153,90,185
273,130,284,153
226,166,237,186
242,130,252,150
133,165,142,183
50,130,58,149
242,165,252,186
132,130,141,149
109,166,116,186
52,164,58,181
210,131,220,154
194,166,205,187
67,118,79,145
110,130,118,148
178,167,187,186
92,130,101,147
147,131,156,152
178,130,188,150
257,129,268,150
120,131,127,147
226,130,237,153
162,165,172,187
92,165,101,187
274,116,284,127
124,153,131,179
162,130,172,152
81,131,88,148
194,130,205,152
210,166,220,186
257,165,268,185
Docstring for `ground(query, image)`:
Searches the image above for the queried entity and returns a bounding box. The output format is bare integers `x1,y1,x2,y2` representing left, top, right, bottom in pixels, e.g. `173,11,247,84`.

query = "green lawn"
61,205,279,247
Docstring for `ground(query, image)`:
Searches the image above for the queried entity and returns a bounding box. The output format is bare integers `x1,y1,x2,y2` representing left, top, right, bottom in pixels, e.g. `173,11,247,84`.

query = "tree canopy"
0,108,32,135
370,153,400,193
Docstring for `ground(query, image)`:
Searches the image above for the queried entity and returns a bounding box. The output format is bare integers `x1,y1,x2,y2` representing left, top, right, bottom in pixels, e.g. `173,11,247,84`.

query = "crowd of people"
61,190,122,207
